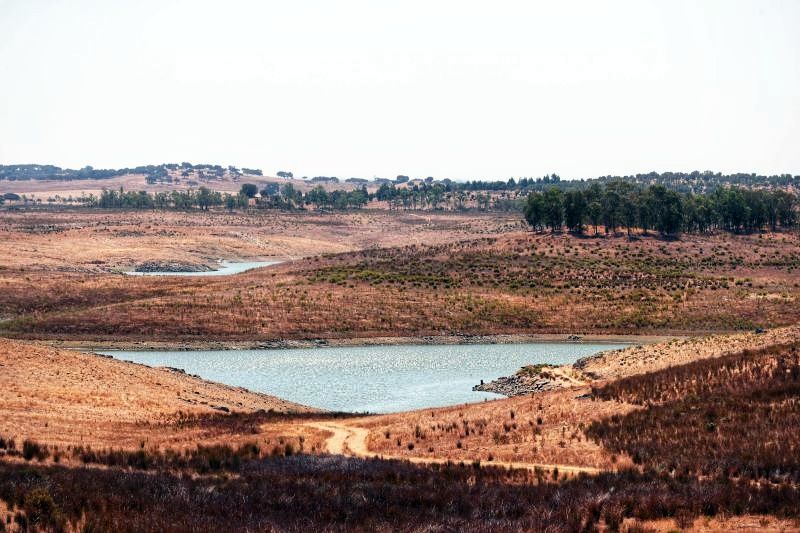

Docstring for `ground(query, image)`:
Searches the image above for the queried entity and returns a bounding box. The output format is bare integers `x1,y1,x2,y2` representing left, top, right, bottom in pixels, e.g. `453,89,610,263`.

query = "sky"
0,0,798,181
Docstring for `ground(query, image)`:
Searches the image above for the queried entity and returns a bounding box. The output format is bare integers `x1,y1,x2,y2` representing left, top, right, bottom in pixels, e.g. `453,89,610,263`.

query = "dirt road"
304,420,602,475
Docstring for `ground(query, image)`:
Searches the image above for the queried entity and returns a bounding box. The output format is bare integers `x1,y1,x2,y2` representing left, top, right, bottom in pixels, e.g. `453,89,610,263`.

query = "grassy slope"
3,228,798,341
0,338,321,451
2,331,800,531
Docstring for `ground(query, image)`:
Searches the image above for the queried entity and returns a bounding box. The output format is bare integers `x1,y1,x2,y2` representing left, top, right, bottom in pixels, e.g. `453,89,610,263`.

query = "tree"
542,188,564,232
638,188,657,234
277,171,293,179
774,190,796,228
281,183,298,208
524,193,546,232
564,190,587,233
260,183,279,197
650,185,683,236
584,183,604,235
240,183,258,198
602,189,621,234
742,189,767,231
196,187,214,210
602,181,628,235
225,194,238,210
715,187,749,232
306,185,329,208
621,192,639,237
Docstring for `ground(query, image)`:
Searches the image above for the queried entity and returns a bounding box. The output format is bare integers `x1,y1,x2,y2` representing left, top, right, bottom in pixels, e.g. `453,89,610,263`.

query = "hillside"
0,338,318,451
2,214,798,343
2,325,799,531
0,164,360,204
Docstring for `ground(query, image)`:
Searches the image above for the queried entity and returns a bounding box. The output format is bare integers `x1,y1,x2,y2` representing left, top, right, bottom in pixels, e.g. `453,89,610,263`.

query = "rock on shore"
473,364,572,397
134,260,213,273
473,373,556,396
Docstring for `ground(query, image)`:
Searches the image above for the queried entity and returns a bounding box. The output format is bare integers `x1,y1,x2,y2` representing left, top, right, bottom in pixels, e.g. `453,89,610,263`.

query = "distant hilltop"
1,163,798,195
0,163,264,183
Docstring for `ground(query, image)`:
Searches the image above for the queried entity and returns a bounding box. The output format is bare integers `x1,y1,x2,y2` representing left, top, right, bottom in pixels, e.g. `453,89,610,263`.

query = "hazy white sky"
1,0,798,180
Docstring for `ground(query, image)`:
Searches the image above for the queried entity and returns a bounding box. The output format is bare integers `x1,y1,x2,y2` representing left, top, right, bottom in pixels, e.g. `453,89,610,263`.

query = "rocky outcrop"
473,364,576,397
134,261,213,273
473,373,556,396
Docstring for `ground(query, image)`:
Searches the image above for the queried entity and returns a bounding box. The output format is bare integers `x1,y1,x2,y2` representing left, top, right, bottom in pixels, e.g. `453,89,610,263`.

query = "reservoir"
124,260,282,276
102,342,627,413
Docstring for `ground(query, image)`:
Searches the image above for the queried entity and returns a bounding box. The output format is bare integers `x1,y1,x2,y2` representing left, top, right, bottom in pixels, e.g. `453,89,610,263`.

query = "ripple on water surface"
103,342,627,412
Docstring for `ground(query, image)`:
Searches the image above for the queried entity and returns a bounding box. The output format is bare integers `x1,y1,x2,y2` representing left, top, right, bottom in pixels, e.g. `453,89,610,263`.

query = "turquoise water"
102,343,626,413
124,260,282,276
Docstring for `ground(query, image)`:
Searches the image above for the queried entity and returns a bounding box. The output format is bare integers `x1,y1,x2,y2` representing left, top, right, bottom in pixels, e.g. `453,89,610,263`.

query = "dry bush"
3,228,799,342
362,388,636,469
1,458,799,532
588,343,800,482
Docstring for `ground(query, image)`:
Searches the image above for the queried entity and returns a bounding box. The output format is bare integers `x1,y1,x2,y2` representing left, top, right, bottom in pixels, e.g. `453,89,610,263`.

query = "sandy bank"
35,332,679,352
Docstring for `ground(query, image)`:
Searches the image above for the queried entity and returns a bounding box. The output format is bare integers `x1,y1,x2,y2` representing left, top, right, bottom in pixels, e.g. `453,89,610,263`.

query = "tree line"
30,180,800,227
4,163,798,194
0,163,263,182
523,182,797,236
90,183,370,211
92,187,248,210
459,171,799,195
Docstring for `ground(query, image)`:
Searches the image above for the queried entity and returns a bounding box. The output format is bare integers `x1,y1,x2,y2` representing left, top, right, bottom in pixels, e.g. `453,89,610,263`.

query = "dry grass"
588,342,800,482
2,209,800,529
629,515,800,532
337,326,800,475
0,338,329,454
358,387,637,470
576,324,800,381
0,208,520,272
2,220,798,342
1,326,799,530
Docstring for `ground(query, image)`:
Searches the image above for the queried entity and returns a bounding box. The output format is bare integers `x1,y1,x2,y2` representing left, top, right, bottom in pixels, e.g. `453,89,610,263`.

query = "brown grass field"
2,208,800,531
1,209,798,343
0,208,520,272
352,325,799,467
0,338,333,455
2,329,799,531
6,327,795,472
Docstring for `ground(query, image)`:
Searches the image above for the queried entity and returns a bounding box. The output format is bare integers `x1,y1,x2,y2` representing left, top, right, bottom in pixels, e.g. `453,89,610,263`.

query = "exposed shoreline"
34,332,683,352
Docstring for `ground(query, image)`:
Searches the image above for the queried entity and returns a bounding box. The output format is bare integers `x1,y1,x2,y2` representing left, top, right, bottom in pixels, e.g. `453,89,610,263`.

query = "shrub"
23,488,64,530
588,343,800,482
22,440,49,462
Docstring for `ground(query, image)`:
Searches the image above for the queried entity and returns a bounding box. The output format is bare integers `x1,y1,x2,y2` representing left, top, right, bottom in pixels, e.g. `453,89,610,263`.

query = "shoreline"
31,332,685,352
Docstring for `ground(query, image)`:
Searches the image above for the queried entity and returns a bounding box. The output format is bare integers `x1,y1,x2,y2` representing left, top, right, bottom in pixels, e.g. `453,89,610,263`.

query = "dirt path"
304,421,601,475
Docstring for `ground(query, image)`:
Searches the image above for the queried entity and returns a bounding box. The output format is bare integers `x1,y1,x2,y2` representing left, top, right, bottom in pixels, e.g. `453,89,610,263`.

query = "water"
124,260,282,276
102,342,626,413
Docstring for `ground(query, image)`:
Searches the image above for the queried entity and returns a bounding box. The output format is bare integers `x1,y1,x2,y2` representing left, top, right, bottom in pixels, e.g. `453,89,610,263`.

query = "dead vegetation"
0,338,320,452
1,324,800,530
588,342,800,483
575,324,800,381
2,225,799,343
359,387,637,470
1,453,799,532
2,208,800,530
